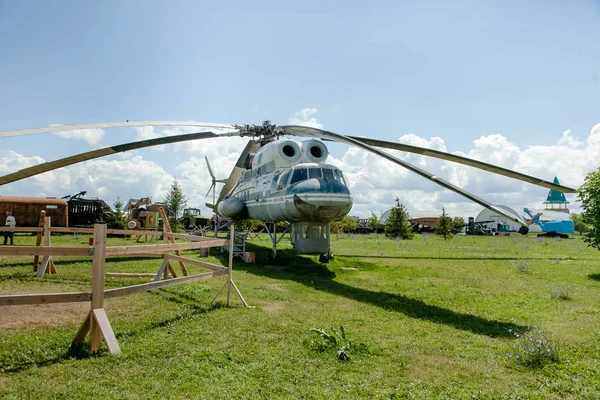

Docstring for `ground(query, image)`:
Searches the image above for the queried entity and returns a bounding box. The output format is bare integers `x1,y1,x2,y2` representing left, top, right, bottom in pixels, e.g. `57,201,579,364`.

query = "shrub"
507,329,560,368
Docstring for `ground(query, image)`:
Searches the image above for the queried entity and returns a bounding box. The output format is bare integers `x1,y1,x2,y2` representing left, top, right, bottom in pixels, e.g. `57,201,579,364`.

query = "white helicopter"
0,120,577,262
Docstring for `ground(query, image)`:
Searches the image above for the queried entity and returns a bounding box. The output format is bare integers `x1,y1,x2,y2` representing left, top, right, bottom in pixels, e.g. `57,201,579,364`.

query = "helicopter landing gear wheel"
319,254,329,263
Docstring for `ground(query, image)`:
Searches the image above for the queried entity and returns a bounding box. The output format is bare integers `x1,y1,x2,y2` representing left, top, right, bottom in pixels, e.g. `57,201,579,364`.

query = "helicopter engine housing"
252,140,302,170
300,140,329,163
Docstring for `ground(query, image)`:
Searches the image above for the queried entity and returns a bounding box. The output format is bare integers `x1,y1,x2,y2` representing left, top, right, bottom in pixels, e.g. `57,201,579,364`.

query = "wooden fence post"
36,217,56,277
72,224,121,354
212,223,249,308
33,210,46,272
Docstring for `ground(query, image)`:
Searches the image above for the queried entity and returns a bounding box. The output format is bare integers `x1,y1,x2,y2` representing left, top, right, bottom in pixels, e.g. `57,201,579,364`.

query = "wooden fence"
0,223,247,355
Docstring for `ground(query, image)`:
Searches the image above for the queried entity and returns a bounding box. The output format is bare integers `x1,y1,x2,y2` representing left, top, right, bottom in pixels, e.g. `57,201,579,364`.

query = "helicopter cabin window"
243,170,251,180
308,167,322,179
277,170,291,190
263,160,275,175
290,168,308,184
322,168,334,180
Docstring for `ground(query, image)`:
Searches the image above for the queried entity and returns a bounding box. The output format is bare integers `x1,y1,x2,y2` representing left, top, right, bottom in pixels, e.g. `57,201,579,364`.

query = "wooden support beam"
33,210,46,271
0,246,90,257
0,227,43,233
159,207,188,276
103,241,224,256
166,233,219,242
0,291,91,306
227,225,234,306
105,272,156,278
105,269,228,299
164,254,226,271
93,308,121,354
90,224,107,352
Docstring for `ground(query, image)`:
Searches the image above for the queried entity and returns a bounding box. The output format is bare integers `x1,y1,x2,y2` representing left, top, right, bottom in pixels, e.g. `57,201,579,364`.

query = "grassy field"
1,232,599,399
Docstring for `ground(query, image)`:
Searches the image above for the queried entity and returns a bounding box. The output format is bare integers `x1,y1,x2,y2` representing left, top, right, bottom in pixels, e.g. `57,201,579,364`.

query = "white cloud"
2,122,599,222
289,108,324,129
53,128,105,146
337,124,600,220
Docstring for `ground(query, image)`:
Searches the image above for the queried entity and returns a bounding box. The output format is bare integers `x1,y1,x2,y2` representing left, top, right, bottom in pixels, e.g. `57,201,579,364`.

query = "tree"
164,179,187,232
331,215,359,234
451,217,465,234
577,169,600,249
107,196,127,230
367,211,380,236
571,213,590,235
435,208,453,240
384,197,413,239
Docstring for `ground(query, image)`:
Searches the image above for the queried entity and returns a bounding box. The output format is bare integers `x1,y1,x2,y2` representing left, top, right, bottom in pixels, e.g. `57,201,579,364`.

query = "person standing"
3,211,16,245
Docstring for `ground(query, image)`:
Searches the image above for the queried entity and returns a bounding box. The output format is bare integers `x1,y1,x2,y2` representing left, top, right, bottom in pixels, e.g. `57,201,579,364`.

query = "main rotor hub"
235,120,284,142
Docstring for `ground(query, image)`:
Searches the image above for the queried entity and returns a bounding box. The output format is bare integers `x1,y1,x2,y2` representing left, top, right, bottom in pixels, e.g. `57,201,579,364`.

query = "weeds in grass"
304,326,367,361
551,287,572,301
513,260,529,273
506,328,560,368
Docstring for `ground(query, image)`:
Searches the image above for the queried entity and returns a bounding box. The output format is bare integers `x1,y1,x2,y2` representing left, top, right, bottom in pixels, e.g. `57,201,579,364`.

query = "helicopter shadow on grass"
234,246,526,338
588,273,600,282
336,254,543,261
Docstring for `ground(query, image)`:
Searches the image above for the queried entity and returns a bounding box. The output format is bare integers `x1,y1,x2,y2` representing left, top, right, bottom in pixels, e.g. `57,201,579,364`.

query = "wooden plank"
104,240,225,256
227,225,234,306
0,291,92,306
93,308,121,355
105,272,156,278
165,254,226,271
90,311,101,352
0,246,90,256
166,232,218,242
49,227,94,233
0,227,43,233
105,269,228,299
91,224,107,310
72,312,91,344
33,210,46,271
154,259,169,282
47,227,162,235
36,256,49,278
231,280,249,308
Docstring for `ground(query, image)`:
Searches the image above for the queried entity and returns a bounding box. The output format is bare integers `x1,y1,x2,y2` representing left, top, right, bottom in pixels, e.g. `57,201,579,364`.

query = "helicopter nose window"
290,168,308,184
322,168,334,180
308,168,322,179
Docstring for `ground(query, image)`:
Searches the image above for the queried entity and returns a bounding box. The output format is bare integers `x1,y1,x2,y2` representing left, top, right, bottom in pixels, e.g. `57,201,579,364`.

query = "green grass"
1,232,600,399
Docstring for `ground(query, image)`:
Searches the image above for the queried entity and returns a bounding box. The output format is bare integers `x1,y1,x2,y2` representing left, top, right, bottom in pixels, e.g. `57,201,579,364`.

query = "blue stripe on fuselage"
286,178,350,196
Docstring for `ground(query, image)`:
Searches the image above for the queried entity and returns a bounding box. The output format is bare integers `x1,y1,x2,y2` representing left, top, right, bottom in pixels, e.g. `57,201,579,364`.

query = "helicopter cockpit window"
322,168,334,180
308,168,322,179
277,170,291,191
290,168,308,184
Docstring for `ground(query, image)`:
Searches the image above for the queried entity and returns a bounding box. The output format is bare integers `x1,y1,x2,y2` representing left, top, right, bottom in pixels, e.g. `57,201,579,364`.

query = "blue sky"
1,0,599,218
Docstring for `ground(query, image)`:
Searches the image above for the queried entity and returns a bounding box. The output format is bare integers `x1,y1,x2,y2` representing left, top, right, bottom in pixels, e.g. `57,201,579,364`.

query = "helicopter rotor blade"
281,125,529,227
217,140,262,204
0,121,236,139
341,136,576,194
0,130,237,186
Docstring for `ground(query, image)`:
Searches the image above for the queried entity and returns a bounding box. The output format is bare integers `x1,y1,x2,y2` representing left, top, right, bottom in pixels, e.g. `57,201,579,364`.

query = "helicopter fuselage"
215,139,353,256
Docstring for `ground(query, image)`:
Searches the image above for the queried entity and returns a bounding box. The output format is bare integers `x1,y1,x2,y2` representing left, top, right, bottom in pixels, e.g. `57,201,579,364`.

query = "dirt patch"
0,302,88,331
261,301,285,314
265,283,289,292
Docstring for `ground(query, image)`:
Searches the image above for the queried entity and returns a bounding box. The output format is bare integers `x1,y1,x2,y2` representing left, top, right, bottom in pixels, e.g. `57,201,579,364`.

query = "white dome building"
474,205,571,234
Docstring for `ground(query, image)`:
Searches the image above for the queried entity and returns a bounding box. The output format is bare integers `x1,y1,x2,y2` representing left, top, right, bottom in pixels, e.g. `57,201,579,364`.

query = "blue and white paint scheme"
215,139,352,258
